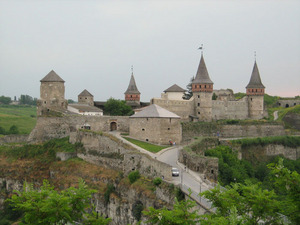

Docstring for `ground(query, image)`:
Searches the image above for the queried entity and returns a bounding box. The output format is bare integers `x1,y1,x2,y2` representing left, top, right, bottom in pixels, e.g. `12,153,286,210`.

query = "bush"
104,183,115,205
8,125,19,134
0,126,5,135
152,177,162,186
132,201,143,221
128,171,140,184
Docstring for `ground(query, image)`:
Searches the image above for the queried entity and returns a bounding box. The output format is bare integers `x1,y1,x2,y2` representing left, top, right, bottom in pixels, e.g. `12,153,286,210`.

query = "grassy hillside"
0,105,37,134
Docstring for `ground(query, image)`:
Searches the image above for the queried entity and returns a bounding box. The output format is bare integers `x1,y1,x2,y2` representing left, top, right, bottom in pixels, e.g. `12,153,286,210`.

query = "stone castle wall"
71,131,173,181
277,99,300,108
28,115,130,142
182,122,286,143
151,98,194,121
212,97,249,120
178,150,218,182
0,134,29,144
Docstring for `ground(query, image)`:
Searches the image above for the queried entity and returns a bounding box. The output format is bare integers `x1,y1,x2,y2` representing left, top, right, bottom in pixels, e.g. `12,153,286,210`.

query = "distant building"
129,104,182,145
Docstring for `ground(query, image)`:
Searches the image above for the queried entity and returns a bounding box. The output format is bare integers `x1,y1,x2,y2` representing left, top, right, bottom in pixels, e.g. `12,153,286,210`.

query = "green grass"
0,105,37,134
123,137,168,153
267,105,300,122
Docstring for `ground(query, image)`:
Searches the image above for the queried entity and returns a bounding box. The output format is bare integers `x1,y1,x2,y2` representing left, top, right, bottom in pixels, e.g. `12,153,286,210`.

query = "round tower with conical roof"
192,54,214,121
246,61,265,119
37,70,68,116
124,71,141,108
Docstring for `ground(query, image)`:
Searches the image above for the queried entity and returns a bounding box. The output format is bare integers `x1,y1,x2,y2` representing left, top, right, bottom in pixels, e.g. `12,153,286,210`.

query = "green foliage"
201,181,282,224
0,137,80,162
234,92,246,100
0,95,12,104
152,177,162,186
264,94,280,107
175,187,185,202
268,158,300,224
205,146,252,185
19,94,37,105
6,179,109,224
231,136,300,148
0,105,37,134
104,183,115,205
8,125,19,134
143,193,201,224
212,92,217,100
0,126,5,134
128,170,141,184
201,159,300,225
104,97,133,116
123,137,167,153
183,77,194,100
132,201,144,221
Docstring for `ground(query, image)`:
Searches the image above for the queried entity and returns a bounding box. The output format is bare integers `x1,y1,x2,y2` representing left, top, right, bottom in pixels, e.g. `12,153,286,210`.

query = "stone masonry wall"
0,134,29,144
28,115,130,142
151,98,194,121
212,98,249,120
178,150,218,182
182,122,285,143
71,131,172,181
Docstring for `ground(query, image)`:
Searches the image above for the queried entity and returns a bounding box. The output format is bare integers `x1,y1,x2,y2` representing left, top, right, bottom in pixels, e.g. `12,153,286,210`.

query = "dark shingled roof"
246,61,265,89
68,104,103,112
192,54,213,84
130,104,180,118
79,89,93,97
164,84,186,93
40,70,65,82
124,74,140,94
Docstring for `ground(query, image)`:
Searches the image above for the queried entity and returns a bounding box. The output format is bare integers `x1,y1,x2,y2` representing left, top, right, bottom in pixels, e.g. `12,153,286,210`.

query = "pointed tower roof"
164,84,186,93
124,74,140,94
246,61,265,89
130,104,180,118
40,70,65,82
192,54,213,84
79,89,93,97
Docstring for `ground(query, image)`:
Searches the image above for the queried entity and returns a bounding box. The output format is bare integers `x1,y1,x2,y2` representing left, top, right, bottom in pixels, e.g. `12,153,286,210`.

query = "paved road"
157,146,212,209
274,110,278,120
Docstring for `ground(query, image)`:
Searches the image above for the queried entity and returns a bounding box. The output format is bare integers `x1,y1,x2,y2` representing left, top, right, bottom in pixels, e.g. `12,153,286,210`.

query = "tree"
183,77,194,100
19,94,37,105
7,179,110,225
0,95,11,104
268,158,300,224
104,98,133,116
143,191,201,225
212,92,217,100
201,181,282,224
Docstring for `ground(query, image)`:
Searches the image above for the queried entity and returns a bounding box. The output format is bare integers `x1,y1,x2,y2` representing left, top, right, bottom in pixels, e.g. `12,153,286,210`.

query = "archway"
285,104,289,108
110,122,117,131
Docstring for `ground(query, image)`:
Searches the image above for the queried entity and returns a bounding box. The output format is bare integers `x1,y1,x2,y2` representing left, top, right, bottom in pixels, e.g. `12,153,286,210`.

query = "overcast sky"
0,0,299,102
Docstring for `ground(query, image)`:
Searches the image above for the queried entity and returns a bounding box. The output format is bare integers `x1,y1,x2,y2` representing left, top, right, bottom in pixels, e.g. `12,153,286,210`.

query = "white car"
172,167,180,177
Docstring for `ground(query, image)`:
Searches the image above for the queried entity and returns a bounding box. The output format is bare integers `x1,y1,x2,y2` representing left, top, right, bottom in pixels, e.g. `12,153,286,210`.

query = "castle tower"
124,71,141,108
37,70,68,116
246,61,265,119
78,89,94,106
192,54,214,121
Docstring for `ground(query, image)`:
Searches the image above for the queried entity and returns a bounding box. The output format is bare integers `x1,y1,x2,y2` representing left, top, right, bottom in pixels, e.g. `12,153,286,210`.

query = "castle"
152,53,266,122
35,53,267,144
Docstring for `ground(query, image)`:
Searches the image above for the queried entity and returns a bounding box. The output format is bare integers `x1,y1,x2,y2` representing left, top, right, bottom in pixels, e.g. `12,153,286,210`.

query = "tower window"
205,85,206,88
198,112,200,114
142,128,145,131
198,103,200,106
168,128,170,130
198,95,200,98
